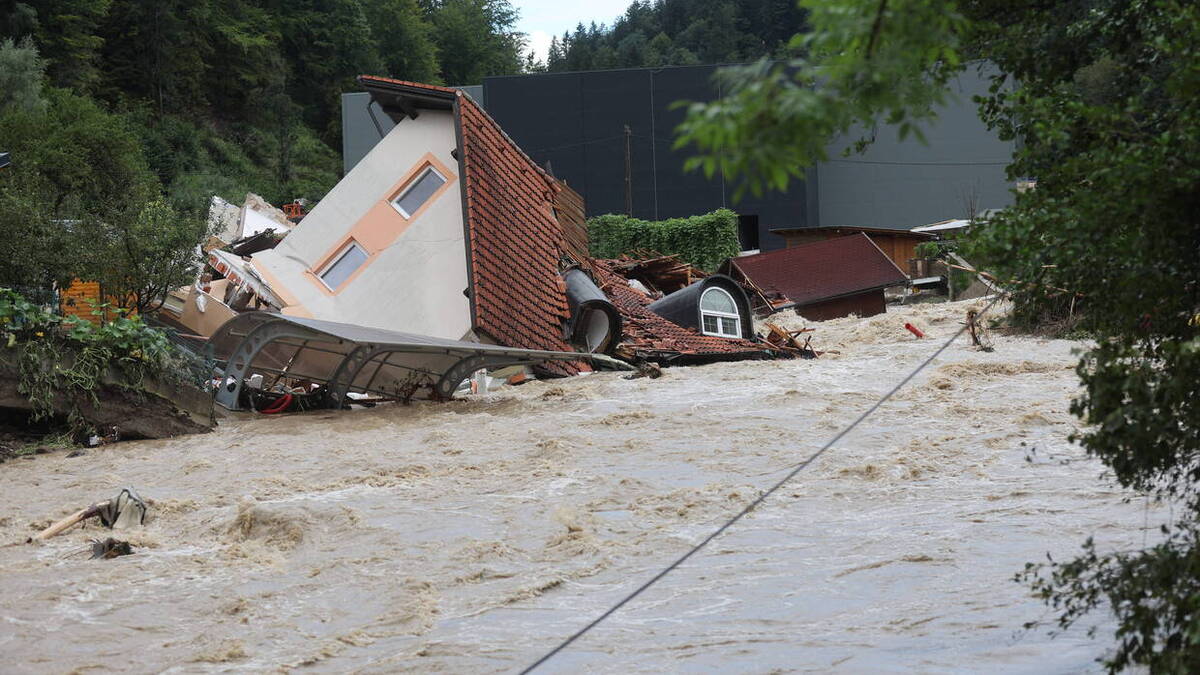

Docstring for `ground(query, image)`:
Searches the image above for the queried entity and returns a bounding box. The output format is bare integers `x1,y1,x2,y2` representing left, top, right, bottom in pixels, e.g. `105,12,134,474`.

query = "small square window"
721,317,739,335
318,242,368,290
703,315,719,333
392,167,446,217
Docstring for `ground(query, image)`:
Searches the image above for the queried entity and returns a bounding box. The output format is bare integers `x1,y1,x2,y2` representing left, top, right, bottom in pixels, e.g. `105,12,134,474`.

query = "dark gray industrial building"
342,63,1014,252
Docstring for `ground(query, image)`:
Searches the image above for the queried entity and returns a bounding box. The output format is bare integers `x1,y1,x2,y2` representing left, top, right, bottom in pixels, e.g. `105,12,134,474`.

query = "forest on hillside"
1,0,805,215
1,0,526,211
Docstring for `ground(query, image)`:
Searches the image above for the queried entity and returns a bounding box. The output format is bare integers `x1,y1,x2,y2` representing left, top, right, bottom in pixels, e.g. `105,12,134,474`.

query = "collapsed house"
158,194,295,337
163,78,773,408
230,78,595,373
722,234,910,321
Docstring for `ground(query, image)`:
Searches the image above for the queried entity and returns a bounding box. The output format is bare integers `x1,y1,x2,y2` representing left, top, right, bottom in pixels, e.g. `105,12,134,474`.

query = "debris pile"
592,259,772,365
603,252,707,296
26,487,147,544
761,323,821,358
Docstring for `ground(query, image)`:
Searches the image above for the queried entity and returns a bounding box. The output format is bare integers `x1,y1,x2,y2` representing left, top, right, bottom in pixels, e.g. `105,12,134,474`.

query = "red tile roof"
728,234,908,306
456,92,582,374
593,260,769,361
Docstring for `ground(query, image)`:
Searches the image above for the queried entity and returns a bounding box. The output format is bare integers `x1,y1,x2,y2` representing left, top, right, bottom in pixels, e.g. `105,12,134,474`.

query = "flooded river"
0,300,1160,672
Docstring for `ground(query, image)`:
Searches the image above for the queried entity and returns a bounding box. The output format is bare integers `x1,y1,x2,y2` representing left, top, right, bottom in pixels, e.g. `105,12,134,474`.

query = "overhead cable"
521,292,1006,673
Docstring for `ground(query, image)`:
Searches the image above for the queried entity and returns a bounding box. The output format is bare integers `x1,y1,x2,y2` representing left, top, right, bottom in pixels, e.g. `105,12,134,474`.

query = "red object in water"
904,322,925,338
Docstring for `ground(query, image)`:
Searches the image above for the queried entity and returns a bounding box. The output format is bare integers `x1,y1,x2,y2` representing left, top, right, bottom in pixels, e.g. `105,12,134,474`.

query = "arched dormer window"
700,287,741,338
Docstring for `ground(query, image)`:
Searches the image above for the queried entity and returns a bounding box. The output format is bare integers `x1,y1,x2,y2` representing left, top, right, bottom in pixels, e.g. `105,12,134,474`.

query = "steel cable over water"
520,293,1006,673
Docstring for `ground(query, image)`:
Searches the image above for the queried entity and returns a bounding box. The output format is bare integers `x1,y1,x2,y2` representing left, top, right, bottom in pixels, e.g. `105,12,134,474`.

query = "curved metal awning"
207,312,625,410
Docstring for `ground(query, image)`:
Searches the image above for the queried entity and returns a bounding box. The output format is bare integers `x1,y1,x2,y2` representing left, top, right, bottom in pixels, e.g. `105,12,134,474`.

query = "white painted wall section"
253,109,472,340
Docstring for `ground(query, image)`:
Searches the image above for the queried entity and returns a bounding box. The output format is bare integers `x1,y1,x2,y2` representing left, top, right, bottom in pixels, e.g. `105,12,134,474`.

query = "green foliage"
33,0,111,92
0,37,46,113
675,0,965,199
3,0,529,212
366,0,441,84
430,0,524,85
913,241,946,259
673,0,1200,668
0,287,194,432
545,0,807,73
588,208,741,272
0,87,160,289
90,199,208,313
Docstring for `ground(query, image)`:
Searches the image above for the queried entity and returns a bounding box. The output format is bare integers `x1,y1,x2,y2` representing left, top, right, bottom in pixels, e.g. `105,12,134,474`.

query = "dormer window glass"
700,287,742,338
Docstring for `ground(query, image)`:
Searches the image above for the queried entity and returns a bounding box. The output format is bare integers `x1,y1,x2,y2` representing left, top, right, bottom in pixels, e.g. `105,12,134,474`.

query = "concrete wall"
256,108,473,340
818,66,1014,229
341,92,396,174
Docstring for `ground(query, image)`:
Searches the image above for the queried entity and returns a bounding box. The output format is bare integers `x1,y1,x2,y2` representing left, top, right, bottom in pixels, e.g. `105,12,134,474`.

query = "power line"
520,293,1006,673
527,134,626,155
823,158,1010,166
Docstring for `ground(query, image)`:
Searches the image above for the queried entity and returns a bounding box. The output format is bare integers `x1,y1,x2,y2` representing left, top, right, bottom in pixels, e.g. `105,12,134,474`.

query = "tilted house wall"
251,104,472,340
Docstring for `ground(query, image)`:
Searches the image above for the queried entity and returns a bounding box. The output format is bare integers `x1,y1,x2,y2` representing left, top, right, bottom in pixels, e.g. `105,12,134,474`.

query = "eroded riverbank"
0,300,1158,672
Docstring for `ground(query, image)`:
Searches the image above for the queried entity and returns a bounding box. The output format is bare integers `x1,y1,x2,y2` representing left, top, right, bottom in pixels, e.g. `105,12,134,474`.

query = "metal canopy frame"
207,312,620,411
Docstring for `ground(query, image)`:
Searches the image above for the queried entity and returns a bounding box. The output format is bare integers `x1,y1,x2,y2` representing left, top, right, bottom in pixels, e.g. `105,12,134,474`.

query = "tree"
266,0,382,142
98,0,211,115
675,0,1200,669
542,0,809,73
91,199,207,313
31,0,111,92
0,87,203,302
0,2,39,39
429,0,524,85
0,37,45,112
364,0,440,83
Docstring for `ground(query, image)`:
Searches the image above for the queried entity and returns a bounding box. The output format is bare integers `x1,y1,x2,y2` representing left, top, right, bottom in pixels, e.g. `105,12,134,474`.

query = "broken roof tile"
593,259,771,363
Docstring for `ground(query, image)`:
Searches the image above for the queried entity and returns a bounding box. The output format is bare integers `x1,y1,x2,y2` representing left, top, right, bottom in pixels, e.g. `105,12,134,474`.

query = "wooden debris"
624,361,664,380
966,309,995,351
763,323,820,358
608,252,707,296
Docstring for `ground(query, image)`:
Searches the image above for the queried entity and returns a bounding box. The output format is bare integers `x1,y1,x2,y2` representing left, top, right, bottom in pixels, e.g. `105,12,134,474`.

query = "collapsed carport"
208,313,620,411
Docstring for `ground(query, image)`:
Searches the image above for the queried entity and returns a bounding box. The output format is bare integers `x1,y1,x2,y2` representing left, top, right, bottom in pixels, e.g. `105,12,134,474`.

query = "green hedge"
587,208,742,272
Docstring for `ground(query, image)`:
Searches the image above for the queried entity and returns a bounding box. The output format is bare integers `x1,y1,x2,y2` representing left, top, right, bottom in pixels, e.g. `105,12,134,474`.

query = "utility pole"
623,124,632,216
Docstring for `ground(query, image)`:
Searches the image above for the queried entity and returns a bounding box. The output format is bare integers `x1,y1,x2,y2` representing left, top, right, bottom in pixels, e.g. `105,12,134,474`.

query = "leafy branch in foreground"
673,0,965,199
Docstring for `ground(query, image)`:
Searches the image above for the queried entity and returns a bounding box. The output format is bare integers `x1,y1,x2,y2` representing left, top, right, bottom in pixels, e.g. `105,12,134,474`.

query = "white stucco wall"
253,109,472,340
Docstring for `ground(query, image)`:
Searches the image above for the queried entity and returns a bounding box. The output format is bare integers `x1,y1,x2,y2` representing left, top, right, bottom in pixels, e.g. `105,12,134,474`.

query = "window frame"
699,287,742,338
316,240,369,291
390,165,447,219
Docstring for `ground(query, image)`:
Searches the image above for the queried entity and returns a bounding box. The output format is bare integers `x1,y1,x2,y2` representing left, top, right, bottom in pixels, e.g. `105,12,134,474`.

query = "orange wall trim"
306,152,458,296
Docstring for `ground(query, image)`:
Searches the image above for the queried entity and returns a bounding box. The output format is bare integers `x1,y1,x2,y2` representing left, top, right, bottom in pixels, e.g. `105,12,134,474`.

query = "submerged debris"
89,538,134,560
27,487,147,543
762,323,820,358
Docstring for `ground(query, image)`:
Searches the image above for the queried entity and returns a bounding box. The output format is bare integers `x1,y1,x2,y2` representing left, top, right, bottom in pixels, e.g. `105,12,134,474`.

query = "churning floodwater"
0,300,1162,672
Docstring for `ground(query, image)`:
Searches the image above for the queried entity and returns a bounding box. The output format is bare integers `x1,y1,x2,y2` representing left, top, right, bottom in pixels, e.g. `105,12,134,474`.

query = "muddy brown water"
0,301,1162,672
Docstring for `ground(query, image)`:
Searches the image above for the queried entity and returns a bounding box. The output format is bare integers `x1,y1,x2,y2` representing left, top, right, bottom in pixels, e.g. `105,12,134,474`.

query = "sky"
513,0,633,63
